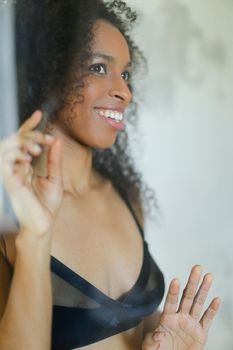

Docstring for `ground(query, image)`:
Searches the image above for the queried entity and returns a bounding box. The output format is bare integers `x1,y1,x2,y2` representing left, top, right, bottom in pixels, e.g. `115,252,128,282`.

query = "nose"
108,76,132,106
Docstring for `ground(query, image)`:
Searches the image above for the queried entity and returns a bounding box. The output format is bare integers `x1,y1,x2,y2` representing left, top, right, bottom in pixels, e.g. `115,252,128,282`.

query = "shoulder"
106,179,145,229
130,198,144,229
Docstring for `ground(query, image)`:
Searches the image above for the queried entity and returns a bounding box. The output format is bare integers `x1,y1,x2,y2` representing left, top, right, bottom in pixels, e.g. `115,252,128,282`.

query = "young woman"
0,1,220,349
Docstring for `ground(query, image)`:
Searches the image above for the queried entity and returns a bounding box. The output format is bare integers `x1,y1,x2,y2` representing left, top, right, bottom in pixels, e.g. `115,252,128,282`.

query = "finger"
1,132,54,154
1,151,32,190
23,131,55,146
20,133,54,157
163,278,180,315
178,265,202,314
1,139,41,164
153,327,170,347
12,161,33,178
2,149,31,170
0,136,55,183
2,134,54,160
21,140,43,156
18,110,42,133
47,139,62,185
0,135,21,157
21,134,54,156
200,297,221,331
190,273,213,319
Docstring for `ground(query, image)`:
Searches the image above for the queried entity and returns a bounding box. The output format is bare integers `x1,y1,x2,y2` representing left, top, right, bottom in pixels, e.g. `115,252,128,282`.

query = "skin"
142,267,220,350
56,20,132,149
0,20,220,350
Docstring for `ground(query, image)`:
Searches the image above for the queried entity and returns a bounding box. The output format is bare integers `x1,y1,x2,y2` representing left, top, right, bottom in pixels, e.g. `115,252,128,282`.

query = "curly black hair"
15,0,156,220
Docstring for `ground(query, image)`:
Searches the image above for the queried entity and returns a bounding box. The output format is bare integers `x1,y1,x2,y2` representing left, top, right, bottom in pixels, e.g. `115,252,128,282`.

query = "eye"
121,70,131,82
89,63,107,74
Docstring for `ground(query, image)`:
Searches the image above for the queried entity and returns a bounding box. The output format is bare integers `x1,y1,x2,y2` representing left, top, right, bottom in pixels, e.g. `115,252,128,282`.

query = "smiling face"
56,20,132,148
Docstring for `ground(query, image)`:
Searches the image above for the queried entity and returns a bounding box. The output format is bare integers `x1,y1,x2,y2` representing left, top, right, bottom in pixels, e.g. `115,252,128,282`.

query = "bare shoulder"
131,198,144,229
102,178,145,228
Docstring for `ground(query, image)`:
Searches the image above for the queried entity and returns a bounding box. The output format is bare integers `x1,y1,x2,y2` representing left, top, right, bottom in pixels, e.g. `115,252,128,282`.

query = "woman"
0,0,220,349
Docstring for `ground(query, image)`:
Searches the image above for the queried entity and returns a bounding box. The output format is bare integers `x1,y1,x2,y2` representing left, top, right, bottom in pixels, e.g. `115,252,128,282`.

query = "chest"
51,192,144,300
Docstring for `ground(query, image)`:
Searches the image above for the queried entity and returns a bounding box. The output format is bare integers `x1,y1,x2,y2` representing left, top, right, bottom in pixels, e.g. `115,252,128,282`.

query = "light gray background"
0,1,233,349
0,1,18,218
127,1,233,349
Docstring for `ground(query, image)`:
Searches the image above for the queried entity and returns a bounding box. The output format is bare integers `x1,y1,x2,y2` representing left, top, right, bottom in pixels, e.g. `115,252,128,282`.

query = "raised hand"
0,110,63,235
142,265,220,350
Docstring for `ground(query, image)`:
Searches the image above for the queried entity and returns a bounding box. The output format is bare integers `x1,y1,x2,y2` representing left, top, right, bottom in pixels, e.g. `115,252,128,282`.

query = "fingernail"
194,265,202,273
45,134,54,141
25,154,32,161
34,110,42,117
205,273,213,283
33,144,41,152
173,278,180,285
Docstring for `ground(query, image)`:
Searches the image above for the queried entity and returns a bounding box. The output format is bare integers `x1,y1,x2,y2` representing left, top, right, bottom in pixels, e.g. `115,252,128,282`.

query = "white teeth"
95,109,123,121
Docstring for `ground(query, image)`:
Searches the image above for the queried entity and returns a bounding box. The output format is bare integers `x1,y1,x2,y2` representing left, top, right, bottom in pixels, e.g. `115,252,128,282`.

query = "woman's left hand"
142,265,220,350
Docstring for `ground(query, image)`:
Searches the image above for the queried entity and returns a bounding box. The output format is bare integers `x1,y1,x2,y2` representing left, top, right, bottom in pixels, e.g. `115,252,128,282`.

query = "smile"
94,108,123,122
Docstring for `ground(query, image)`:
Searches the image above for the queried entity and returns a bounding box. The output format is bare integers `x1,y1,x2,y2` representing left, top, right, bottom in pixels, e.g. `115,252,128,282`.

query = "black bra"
51,200,165,349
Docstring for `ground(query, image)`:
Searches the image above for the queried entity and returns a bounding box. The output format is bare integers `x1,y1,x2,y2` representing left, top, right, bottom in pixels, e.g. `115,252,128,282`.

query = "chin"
90,136,117,149
76,132,117,149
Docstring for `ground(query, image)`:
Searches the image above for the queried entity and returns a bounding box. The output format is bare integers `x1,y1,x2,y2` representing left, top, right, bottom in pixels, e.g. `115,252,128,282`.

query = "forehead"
92,20,130,61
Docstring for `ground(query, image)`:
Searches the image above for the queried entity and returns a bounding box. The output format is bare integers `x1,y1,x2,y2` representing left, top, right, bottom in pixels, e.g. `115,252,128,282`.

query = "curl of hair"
15,0,157,220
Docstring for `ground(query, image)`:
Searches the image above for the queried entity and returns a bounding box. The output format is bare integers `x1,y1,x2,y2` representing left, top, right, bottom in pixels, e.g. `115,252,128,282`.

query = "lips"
94,108,123,121
95,106,124,112
94,107,125,131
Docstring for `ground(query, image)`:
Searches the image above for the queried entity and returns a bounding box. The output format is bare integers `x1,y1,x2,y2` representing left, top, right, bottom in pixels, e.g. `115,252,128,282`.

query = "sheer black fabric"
51,200,165,349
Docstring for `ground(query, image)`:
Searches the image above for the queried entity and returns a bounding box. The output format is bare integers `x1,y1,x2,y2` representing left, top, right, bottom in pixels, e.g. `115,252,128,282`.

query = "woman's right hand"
0,110,63,236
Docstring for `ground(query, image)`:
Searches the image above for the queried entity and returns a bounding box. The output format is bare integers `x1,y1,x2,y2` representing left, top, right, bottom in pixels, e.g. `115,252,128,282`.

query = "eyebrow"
90,53,132,68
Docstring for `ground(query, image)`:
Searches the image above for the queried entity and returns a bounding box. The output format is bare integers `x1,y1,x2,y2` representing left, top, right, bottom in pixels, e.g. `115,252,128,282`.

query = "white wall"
127,1,233,349
0,2,18,218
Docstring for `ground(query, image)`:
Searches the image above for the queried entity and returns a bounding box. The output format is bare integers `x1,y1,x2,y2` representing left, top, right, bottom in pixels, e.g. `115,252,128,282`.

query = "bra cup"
51,242,165,349
51,197,165,349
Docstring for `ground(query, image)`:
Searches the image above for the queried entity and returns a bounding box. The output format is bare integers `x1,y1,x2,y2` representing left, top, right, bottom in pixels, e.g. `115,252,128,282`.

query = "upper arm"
0,234,16,320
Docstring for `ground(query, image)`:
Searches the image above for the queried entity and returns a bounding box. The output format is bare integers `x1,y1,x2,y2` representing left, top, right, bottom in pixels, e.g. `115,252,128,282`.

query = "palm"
156,311,208,350
11,169,63,234
32,174,63,216
143,266,220,350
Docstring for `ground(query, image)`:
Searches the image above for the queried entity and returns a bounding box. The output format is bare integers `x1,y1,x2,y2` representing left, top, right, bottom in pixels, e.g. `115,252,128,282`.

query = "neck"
34,126,101,196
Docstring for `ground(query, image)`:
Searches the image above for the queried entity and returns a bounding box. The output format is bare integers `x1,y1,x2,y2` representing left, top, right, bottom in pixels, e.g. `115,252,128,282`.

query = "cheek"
57,99,93,135
83,78,108,104
54,82,118,147
58,93,90,124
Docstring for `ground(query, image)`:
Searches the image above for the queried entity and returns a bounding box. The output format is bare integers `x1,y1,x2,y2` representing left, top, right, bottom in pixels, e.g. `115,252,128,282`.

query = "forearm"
0,230,52,350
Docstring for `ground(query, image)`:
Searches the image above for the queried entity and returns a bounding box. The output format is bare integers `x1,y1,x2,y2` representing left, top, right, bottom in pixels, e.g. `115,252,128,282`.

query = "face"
57,20,132,148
